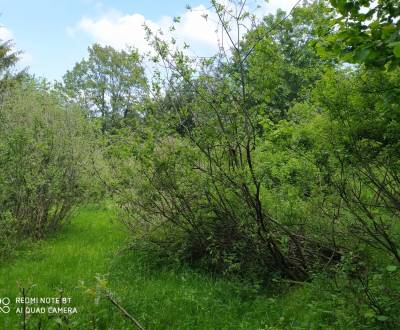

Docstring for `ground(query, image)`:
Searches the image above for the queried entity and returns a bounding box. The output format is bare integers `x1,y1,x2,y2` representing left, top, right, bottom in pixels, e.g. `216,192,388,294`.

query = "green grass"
0,203,371,329
0,203,126,329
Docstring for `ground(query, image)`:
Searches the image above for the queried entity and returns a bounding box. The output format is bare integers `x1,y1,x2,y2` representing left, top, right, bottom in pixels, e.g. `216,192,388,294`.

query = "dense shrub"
111,2,338,282
112,2,399,288
0,80,93,254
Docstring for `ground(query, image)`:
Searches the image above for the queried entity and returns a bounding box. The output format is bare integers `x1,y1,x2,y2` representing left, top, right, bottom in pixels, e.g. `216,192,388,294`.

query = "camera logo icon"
0,298,10,313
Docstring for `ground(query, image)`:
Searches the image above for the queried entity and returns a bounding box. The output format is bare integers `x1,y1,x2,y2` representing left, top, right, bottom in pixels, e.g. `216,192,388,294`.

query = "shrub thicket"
0,80,93,256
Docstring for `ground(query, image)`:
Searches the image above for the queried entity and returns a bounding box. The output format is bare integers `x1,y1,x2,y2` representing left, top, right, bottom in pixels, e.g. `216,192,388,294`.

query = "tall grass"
0,203,370,329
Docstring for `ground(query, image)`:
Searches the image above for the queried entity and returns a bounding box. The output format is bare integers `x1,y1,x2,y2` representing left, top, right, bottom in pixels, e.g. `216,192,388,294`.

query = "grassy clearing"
0,203,359,329
0,203,125,329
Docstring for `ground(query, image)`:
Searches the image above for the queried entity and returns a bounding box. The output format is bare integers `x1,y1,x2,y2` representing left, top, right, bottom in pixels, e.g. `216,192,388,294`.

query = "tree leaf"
376,315,388,322
386,265,397,272
393,44,400,58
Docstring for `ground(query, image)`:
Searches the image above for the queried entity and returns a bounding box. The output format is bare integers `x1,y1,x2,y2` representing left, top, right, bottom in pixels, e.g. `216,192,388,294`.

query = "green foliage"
319,0,400,69
107,2,400,323
61,44,147,131
1,0,400,327
247,3,331,120
0,38,25,100
313,67,400,263
0,79,94,254
114,1,341,283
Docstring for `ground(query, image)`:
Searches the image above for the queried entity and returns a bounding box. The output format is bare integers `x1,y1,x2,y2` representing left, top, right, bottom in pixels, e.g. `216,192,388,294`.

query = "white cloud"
82,12,159,53
68,1,300,57
0,26,14,41
68,5,219,56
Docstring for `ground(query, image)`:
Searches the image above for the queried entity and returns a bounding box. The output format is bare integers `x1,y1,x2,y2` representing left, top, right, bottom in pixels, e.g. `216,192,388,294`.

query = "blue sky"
0,0,297,81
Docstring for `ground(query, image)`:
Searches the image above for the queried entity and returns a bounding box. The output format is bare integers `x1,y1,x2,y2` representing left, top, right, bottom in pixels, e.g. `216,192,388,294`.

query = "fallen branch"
105,293,145,330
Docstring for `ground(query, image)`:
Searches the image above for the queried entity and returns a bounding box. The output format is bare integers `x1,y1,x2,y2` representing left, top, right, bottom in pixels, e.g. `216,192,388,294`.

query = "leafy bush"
0,80,94,254
112,1,399,288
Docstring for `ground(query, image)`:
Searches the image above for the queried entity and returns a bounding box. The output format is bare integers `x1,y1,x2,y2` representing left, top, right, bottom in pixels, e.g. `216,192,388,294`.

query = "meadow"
0,203,366,329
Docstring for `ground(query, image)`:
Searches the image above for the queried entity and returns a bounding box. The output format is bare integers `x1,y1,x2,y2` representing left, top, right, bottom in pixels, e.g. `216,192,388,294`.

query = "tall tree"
0,37,23,98
244,2,332,121
62,44,147,130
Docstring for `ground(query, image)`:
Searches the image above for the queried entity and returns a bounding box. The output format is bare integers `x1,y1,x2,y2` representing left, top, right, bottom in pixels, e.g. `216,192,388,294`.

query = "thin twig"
106,293,145,330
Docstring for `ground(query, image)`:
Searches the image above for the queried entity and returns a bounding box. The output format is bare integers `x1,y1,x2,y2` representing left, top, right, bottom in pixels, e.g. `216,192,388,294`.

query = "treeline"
1,0,399,327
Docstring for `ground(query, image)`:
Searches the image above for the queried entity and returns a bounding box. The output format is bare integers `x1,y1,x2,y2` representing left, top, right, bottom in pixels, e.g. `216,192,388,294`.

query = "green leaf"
376,315,388,322
393,44,400,58
355,48,371,62
386,265,397,272
364,310,375,318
